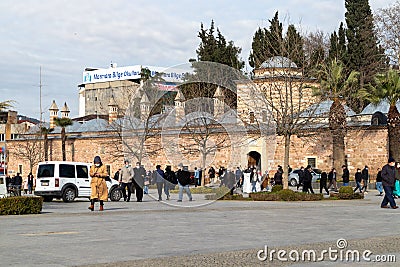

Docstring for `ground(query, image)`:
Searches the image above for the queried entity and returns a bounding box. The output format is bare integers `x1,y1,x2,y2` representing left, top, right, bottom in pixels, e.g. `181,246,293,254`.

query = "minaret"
60,102,70,118
49,100,59,129
213,86,225,120
140,93,151,121
174,90,185,124
108,97,118,123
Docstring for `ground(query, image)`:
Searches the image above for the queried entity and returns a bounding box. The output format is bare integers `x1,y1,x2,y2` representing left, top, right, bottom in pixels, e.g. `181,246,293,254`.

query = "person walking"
302,165,314,194
89,156,108,211
361,165,369,193
164,166,176,200
376,167,383,196
297,166,305,191
176,163,192,202
13,173,22,196
194,167,200,187
119,160,134,202
380,157,398,209
27,172,34,194
250,168,259,193
208,166,215,184
327,168,338,191
342,165,350,186
133,162,145,202
319,171,329,195
354,168,363,193
273,167,283,186
155,165,165,201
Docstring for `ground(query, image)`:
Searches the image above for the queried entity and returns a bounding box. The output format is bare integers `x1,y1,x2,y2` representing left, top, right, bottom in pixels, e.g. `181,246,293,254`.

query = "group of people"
4,172,35,196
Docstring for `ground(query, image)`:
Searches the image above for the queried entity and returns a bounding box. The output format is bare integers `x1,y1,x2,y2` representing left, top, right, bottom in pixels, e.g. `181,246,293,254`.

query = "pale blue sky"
0,0,394,119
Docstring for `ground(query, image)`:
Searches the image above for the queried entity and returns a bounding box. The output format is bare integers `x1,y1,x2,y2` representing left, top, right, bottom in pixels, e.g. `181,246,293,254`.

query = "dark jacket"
303,169,313,183
328,171,336,182
176,169,191,186
273,171,283,185
320,172,328,185
376,171,382,183
381,164,396,187
362,168,369,181
355,171,362,182
342,168,350,183
298,169,305,184
13,175,23,186
133,167,146,187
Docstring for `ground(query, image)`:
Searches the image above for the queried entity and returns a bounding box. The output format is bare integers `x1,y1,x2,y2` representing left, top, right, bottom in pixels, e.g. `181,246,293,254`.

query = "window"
38,164,55,178
307,157,317,168
11,134,18,140
76,165,89,178
60,164,75,178
18,164,23,174
0,134,4,141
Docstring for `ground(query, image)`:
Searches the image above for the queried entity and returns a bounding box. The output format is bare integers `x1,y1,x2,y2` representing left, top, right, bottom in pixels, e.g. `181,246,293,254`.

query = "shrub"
271,185,283,192
0,196,43,215
339,186,353,194
338,192,364,200
277,189,297,201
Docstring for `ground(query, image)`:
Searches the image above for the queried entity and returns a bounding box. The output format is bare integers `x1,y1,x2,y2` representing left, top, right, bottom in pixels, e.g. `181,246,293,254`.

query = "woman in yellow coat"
89,156,108,211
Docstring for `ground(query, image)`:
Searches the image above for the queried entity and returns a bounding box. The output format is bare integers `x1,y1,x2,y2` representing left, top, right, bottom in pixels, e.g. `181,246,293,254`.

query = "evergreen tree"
345,0,385,88
328,23,347,63
285,24,304,67
196,20,244,70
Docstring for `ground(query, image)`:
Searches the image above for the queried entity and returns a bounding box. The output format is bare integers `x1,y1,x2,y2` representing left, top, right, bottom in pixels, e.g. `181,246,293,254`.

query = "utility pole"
39,66,43,124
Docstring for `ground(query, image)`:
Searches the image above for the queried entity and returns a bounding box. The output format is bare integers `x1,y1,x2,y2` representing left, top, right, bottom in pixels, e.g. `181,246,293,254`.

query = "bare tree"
11,129,43,173
375,1,400,65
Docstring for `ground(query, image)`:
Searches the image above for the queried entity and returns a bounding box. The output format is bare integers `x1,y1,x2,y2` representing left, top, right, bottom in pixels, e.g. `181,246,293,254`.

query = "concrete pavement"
0,189,399,266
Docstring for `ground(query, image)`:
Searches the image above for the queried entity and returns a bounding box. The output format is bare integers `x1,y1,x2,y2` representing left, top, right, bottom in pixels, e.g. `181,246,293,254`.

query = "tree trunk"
388,105,400,160
330,99,347,171
283,134,291,189
61,127,66,161
331,129,346,171
201,150,207,186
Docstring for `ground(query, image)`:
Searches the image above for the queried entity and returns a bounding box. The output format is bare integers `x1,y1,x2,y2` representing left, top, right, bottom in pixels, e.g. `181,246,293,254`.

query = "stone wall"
6,126,389,182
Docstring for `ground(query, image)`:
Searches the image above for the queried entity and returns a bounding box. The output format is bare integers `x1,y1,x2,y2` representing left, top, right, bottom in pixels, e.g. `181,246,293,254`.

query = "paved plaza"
1,189,400,266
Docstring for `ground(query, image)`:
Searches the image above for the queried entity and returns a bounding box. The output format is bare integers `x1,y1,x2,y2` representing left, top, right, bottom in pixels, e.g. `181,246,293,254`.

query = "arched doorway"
247,151,261,171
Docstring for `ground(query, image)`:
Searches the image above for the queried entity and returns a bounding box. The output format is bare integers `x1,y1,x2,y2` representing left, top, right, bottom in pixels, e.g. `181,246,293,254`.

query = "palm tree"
40,127,53,161
314,59,359,171
0,100,14,111
54,117,73,161
360,68,400,160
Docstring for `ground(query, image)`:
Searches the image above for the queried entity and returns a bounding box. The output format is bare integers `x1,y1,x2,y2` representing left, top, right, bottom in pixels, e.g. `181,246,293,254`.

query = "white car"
0,175,7,198
34,161,122,202
288,169,321,187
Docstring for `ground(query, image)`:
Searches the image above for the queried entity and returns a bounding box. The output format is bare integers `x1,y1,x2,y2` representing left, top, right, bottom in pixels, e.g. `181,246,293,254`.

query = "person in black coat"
319,172,329,195
342,165,350,186
376,168,383,196
133,162,145,202
297,166,305,191
302,165,314,194
273,168,283,186
327,168,338,191
381,157,398,209
361,166,369,193
354,168,363,193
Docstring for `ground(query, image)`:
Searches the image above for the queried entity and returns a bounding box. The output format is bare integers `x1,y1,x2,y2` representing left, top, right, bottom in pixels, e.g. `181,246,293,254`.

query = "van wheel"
43,196,53,202
62,188,76,202
109,187,122,201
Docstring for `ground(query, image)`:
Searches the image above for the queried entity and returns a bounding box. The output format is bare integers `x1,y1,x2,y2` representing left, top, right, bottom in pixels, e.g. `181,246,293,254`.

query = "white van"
34,161,122,202
0,175,7,198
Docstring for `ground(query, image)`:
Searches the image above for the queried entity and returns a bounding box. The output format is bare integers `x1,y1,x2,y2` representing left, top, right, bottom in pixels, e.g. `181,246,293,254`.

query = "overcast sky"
0,0,394,120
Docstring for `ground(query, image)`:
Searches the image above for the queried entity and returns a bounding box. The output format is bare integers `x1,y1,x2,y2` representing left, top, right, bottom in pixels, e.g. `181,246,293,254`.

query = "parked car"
0,175,7,198
34,161,122,202
288,168,321,187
